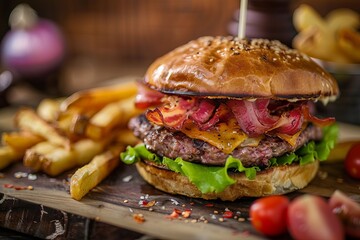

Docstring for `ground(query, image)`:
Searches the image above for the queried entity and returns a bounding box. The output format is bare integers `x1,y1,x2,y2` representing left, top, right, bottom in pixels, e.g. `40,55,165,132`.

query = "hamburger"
121,36,339,201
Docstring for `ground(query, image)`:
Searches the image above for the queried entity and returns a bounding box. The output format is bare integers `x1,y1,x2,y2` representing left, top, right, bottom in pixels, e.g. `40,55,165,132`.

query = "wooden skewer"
238,0,248,39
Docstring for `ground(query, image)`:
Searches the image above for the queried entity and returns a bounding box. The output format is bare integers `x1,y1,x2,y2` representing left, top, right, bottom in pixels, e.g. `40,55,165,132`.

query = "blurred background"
0,0,359,121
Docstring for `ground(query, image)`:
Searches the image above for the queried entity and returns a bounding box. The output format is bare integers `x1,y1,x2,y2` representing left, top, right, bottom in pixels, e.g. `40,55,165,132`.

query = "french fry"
0,146,23,170
60,81,138,113
37,98,63,122
15,108,70,149
24,142,60,171
115,128,140,146
70,144,125,200
293,4,360,64
24,138,110,176
338,28,360,63
326,141,360,163
2,131,44,153
86,96,142,140
293,4,325,32
326,8,359,32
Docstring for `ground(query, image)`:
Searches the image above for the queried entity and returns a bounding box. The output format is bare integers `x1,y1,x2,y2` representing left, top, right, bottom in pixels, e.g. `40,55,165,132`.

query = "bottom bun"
136,160,319,201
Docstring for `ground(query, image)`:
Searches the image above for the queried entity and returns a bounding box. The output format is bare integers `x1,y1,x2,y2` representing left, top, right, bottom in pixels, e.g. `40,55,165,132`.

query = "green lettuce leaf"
120,124,338,194
121,145,259,194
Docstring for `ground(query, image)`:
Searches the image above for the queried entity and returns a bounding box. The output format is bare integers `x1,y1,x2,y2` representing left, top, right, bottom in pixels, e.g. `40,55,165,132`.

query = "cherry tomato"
287,195,344,240
345,143,360,179
249,195,290,236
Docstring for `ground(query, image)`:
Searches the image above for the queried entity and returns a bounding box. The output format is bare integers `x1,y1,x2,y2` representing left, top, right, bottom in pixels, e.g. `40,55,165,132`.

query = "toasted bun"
136,160,319,201
145,36,339,101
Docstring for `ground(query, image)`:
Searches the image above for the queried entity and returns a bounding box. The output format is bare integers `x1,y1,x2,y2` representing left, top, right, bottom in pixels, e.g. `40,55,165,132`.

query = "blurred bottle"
228,0,296,47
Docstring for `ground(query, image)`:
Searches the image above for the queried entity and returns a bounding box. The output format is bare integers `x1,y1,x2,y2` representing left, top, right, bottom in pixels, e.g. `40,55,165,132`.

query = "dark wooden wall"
0,0,359,64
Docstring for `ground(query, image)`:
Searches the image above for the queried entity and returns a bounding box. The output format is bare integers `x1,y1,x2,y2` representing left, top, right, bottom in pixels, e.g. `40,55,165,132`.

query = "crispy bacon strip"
145,95,334,136
146,97,195,130
190,99,216,124
302,104,335,126
135,82,164,109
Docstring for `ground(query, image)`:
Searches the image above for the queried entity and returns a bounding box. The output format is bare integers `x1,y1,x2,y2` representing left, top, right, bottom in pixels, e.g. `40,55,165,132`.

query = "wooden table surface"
0,109,360,239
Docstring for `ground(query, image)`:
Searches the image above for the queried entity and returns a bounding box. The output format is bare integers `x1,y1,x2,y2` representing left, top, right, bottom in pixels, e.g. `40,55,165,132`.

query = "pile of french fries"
0,81,142,200
293,4,360,64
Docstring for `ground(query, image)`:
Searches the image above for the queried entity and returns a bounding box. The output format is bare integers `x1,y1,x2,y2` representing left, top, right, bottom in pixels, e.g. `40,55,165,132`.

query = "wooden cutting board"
0,124,360,239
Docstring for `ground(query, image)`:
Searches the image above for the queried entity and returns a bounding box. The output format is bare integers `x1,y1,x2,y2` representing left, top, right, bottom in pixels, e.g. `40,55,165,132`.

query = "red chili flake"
3,184,32,190
143,200,156,208
223,210,234,219
204,203,214,207
182,209,192,218
14,186,28,190
167,208,182,219
3,184,14,188
133,213,145,223
141,200,149,206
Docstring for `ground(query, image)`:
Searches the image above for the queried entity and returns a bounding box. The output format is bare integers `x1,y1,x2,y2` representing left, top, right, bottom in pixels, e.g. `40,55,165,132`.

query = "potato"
70,144,124,200
2,131,44,152
0,146,23,170
15,108,70,149
60,81,138,113
86,96,142,140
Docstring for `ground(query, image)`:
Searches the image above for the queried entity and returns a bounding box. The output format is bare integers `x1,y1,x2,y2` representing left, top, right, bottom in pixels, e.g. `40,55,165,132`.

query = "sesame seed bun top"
144,36,339,101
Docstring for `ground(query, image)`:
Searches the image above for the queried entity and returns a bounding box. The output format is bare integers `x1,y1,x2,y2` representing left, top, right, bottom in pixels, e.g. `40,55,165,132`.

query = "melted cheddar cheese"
180,119,307,153
181,118,247,154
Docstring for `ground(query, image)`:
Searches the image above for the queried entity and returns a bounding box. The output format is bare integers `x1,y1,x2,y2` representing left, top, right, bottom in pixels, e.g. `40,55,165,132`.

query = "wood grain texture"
0,159,359,239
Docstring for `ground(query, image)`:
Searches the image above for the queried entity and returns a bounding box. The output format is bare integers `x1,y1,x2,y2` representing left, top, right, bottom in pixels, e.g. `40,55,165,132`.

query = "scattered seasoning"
142,200,156,208
139,199,148,206
238,217,246,222
198,216,206,222
3,183,33,190
170,198,180,205
223,210,234,219
140,194,149,200
14,186,28,190
167,209,182,219
14,172,28,179
318,171,328,180
133,213,145,223
191,219,197,223
219,217,224,222
129,208,134,213
123,199,129,203
28,174,37,181
204,203,214,207
210,214,217,220
213,210,219,214
122,175,133,183
189,202,195,206
181,204,186,207
181,209,192,218
148,208,153,212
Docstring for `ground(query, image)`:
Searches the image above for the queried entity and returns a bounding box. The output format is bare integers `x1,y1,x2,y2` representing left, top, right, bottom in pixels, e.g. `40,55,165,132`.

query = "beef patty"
129,114,323,168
